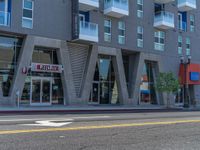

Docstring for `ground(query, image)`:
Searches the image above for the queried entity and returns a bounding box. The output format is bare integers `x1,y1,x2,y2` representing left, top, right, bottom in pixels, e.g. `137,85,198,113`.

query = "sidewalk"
0,105,186,114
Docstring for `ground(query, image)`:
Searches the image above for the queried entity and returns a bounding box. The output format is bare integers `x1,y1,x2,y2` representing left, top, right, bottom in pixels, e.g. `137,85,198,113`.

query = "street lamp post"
180,55,191,108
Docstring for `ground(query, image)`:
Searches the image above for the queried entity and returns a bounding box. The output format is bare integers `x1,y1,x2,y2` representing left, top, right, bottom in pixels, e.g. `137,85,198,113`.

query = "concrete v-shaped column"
131,52,164,105
131,53,145,105
112,49,129,105
81,45,98,104
97,46,129,105
10,35,35,105
58,41,76,105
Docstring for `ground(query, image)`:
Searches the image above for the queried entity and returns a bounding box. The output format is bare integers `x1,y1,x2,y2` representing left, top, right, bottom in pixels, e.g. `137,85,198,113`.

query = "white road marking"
22,119,73,127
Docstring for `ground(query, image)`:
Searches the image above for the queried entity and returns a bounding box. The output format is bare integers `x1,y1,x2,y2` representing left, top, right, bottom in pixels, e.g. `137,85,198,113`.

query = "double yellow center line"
1,119,200,135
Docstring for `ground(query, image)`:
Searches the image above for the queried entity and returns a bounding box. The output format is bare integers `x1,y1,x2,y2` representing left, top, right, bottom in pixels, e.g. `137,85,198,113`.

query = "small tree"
155,72,180,108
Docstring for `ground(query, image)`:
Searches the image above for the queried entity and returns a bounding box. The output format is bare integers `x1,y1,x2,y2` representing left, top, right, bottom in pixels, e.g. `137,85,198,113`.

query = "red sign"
179,63,200,85
31,63,63,73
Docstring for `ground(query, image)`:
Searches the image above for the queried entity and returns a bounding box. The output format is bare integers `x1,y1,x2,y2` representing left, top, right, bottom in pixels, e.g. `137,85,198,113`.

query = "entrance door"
89,82,100,104
30,77,52,106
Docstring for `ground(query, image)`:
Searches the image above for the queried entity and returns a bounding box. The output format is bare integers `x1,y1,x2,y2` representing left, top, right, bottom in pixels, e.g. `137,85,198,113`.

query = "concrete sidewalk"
0,105,186,114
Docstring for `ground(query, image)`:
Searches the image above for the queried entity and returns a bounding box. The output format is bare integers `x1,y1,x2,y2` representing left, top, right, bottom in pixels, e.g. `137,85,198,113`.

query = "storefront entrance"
30,77,52,106
21,47,64,106
89,55,119,105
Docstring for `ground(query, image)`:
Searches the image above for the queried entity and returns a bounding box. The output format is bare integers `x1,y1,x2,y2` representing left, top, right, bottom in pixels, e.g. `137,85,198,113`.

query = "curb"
0,108,184,115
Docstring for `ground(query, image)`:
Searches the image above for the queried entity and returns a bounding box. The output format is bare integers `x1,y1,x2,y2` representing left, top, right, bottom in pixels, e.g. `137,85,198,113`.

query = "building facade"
0,0,199,107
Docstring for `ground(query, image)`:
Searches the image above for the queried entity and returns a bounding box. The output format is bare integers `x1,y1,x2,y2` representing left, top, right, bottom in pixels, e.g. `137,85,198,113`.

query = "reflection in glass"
42,80,51,103
52,78,64,105
31,79,41,103
139,62,157,105
0,35,22,96
21,77,31,104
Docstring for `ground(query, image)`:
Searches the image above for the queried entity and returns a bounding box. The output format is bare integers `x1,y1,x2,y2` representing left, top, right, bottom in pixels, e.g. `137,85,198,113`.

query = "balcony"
0,11,10,27
79,21,98,42
104,0,129,18
178,0,196,11
154,0,175,4
154,11,174,29
79,0,99,11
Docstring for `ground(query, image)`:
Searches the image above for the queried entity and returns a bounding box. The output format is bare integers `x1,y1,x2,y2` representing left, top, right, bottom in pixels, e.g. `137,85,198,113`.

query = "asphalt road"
0,111,200,150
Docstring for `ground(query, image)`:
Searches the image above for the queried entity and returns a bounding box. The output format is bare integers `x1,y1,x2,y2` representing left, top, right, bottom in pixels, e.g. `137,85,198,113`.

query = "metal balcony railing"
104,0,128,11
154,11,174,25
178,0,196,6
79,21,98,38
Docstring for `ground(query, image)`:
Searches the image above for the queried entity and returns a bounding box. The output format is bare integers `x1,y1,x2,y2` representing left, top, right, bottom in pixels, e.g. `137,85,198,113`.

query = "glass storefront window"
139,61,157,105
0,35,22,96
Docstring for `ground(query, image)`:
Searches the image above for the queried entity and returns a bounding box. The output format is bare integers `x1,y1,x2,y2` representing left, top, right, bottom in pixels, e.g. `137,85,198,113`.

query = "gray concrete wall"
0,0,71,40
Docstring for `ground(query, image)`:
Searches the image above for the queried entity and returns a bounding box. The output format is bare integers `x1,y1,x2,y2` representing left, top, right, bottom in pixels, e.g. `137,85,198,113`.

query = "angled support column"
132,53,145,105
81,45,98,103
10,36,35,105
58,41,76,105
112,49,129,105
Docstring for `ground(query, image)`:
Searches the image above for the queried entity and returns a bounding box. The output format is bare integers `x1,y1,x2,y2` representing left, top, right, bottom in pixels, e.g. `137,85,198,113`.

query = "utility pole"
180,55,191,108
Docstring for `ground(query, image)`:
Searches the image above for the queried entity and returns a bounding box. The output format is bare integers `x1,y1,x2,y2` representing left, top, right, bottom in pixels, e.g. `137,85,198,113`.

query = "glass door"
30,77,52,106
89,82,100,104
41,79,51,104
31,78,41,104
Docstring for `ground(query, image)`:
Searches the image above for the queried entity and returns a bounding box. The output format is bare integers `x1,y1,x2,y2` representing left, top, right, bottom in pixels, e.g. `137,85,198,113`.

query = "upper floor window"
178,12,187,32
190,15,195,32
154,30,165,51
137,0,143,18
137,26,143,48
186,37,191,56
178,35,182,55
0,0,10,26
118,21,125,44
22,0,33,29
104,19,111,42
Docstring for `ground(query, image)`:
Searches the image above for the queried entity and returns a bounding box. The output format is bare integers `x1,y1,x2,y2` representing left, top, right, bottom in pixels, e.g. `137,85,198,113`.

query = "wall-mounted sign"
190,72,200,81
31,63,63,73
179,63,200,85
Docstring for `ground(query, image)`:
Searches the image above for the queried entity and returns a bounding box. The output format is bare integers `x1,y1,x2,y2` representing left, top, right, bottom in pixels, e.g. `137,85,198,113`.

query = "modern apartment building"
0,0,198,107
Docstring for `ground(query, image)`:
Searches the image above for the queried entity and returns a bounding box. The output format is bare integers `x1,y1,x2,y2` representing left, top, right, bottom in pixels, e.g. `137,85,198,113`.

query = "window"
178,12,187,32
178,35,182,55
0,35,23,96
190,15,195,32
154,30,165,51
118,21,125,44
22,0,33,29
137,0,143,18
137,26,143,48
186,37,190,56
0,0,10,26
104,19,111,42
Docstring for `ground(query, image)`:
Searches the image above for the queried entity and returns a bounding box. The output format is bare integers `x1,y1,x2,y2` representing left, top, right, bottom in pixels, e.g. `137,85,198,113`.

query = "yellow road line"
1,119,200,135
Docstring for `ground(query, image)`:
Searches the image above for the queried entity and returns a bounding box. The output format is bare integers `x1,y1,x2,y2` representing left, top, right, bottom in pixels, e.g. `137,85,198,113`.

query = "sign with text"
31,63,63,73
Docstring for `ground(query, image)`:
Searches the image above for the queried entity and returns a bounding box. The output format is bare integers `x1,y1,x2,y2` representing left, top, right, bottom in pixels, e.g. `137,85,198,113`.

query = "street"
0,111,200,150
